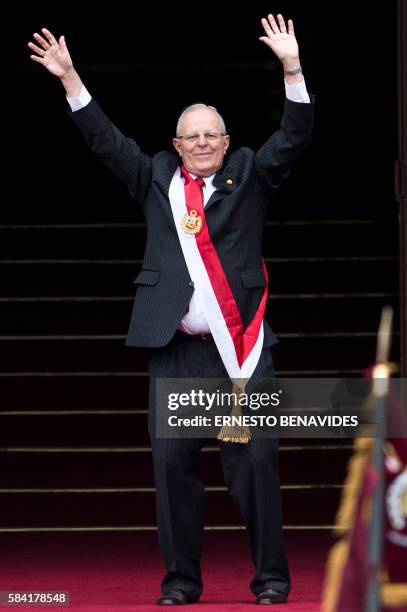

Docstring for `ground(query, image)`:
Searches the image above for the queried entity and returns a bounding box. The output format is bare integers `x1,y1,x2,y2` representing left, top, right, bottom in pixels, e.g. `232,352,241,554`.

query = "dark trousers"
147,333,290,599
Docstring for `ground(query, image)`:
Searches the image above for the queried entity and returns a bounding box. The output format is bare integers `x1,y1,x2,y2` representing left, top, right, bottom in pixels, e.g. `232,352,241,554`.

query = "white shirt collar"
188,172,216,189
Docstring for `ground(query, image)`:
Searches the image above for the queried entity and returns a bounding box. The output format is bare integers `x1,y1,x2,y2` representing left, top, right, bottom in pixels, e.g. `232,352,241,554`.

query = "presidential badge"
181,209,202,235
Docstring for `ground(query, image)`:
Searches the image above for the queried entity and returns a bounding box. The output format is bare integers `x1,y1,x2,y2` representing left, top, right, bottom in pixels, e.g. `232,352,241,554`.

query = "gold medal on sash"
180,209,202,235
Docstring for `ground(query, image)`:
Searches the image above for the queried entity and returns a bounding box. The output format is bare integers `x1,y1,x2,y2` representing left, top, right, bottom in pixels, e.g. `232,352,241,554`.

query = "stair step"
0,375,148,411
0,446,352,487
0,295,399,335
0,410,364,447
0,413,148,446
0,368,372,415
0,335,399,373
0,221,398,258
0,487,342,528
0,258,398,297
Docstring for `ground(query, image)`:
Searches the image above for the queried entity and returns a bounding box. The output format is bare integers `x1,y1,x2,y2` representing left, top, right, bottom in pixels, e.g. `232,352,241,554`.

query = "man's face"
173,108,230,177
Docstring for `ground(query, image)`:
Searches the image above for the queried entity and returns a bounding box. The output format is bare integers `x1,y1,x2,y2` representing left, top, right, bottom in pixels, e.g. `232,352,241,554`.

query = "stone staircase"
0,215,399,533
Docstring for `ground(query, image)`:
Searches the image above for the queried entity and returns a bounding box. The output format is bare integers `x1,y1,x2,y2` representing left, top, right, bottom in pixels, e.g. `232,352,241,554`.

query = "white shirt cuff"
66,85,92,112
284,78,310,104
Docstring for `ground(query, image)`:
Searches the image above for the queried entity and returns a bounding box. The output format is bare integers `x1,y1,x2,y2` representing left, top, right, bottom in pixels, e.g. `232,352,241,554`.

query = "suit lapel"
155,155,179,201
204,164,236,212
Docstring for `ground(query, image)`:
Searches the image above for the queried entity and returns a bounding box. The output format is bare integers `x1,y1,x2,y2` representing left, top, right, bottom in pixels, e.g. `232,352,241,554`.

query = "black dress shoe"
157,589,191,605
256,588,287,604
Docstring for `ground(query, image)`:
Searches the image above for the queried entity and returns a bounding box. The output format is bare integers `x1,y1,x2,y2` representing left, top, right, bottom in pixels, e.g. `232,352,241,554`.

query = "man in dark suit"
29,13,314,605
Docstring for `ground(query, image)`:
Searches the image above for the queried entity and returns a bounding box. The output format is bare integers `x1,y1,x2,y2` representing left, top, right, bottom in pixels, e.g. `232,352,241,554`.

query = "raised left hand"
259,13,299,69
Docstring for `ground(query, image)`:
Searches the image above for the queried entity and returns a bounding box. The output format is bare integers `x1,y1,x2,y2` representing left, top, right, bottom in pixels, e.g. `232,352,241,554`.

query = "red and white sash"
168,165,268,384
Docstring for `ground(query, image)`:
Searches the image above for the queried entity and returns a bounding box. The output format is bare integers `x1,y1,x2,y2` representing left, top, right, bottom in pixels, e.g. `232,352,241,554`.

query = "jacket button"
188,281,194,287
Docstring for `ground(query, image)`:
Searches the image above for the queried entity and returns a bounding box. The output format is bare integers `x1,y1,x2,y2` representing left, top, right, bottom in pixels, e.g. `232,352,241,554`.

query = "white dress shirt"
67,79,310,334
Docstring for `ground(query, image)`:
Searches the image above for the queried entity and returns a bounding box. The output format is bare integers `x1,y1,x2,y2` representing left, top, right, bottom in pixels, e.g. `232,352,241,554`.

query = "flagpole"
365,394,386,611
365,307,393,612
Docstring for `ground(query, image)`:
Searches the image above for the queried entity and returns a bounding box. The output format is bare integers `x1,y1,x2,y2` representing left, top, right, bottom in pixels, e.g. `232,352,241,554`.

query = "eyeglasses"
176,131,225,143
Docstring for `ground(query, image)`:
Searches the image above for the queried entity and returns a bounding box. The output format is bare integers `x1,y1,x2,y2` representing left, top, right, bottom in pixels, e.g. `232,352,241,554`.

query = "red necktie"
181,165,205,219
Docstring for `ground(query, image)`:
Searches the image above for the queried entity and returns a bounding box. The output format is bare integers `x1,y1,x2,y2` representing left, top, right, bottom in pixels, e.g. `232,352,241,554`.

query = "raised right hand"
28,28,73,78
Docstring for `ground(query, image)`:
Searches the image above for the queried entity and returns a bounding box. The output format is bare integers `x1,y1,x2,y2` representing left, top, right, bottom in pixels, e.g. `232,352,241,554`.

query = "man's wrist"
61,68,83,97
283,62,302,76
282,59,303,84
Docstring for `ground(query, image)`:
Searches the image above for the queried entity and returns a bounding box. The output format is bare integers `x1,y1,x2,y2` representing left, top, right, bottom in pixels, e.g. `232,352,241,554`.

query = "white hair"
176,103,227,137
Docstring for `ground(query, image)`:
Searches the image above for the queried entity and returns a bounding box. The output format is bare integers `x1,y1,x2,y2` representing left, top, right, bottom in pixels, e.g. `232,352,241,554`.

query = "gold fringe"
381,583,407,607
217,427,251,444
334,437,374,535
321,539,350,612
217,381,251,444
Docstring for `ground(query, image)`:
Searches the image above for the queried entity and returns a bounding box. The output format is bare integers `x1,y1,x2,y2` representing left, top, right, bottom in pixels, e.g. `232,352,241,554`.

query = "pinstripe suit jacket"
69,96,314,348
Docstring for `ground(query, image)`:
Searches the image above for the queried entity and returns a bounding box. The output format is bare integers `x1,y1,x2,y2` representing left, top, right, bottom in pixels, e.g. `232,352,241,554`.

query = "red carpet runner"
0,531,330,611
